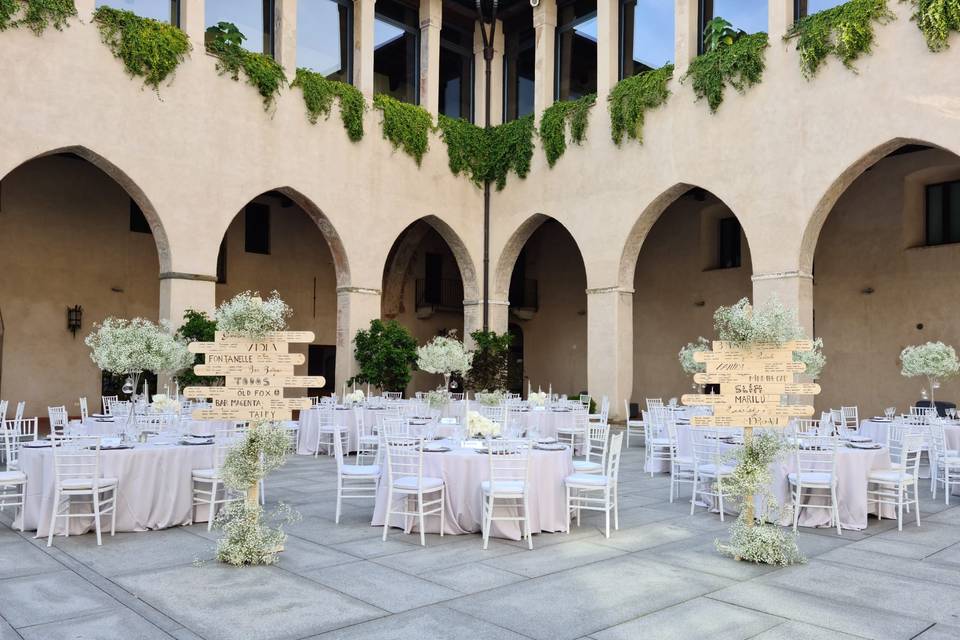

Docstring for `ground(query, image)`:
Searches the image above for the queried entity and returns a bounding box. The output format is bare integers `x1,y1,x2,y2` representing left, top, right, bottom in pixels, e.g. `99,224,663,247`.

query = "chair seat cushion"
392,476,443,491
342,464,380,477
868,469,914,484
565,473,609,487
0,470,25,484
481,480,526,495
787,471,833,486
572,460,602,472
698,463,735,476
192,468,217,480
61,477,118,490
556,427,584,434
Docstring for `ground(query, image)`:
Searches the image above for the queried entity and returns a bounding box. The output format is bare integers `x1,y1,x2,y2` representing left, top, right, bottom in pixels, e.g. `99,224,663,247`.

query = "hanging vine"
538,93,596,167
784,0,895,78
909,0,960,51
682,32,769,113
291,68,365,142
0,0,75,34
373,94,434,165
93,6,191,92
206,22,286,110
438,114,535,190
608,64,673,146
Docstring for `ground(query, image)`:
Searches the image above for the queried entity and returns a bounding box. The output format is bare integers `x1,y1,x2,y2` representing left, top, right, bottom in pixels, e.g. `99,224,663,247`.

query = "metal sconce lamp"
67,305,82,338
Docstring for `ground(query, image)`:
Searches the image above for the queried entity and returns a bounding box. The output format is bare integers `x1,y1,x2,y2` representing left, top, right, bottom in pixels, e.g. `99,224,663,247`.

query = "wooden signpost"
184,330,324,422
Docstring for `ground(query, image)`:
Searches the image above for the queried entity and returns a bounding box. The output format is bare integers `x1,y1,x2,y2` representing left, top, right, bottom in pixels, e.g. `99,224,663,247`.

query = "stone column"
180,0,206,42
769,0,795,36
752,270,814,335
336,286,382,390
532,0,557,122
595,0,618,98
159,274,217,328
586,286,633,421
473,19,505,127
275,0,298,77
419,0,442,115
675,0,699,71
353,0,376,98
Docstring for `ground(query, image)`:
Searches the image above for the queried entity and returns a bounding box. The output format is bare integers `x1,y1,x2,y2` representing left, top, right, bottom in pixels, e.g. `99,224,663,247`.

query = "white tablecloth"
73,417,230,438
371,440,574,540
859,419,960,449
15,442,215,536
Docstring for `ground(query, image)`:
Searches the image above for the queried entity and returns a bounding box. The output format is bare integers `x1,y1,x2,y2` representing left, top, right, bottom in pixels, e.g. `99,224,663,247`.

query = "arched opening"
810,142,960,413
215,190,340,396
502,218,588,396
0,151,166,414
630,187,753,402
382,218,479,393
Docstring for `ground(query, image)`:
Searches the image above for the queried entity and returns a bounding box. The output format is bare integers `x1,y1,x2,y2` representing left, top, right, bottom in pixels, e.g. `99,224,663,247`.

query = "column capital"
533,0,557,28
463,299,510,307
750,270,813,283
585,286,635,295
336,286,382,296
159,272,218,282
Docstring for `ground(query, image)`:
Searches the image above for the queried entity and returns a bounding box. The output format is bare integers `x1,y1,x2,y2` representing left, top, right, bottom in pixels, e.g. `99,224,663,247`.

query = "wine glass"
884,407,896,420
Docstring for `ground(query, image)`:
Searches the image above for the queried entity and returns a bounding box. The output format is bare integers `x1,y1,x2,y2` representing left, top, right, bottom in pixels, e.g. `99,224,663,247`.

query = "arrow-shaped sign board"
214,331,315,343
184,387,289,400
691,415,794,428
221,375,326,389
711,340,813,353
694,349,794,364
201,353,305,366
705,361,806,374
191,408,294,421
194,363,296,377
189,341,290,354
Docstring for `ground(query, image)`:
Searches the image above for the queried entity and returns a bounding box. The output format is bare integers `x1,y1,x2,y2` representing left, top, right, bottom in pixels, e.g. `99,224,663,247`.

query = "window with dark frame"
205,0,275,55
244,203,271,254
619,0,674,79
926,180,960,247
129,199,152,234
424,252,442,305
698,0,768,53
216,239,228,283
374,0,420,104
439,23,475,121
555,0,598,101
95,0,180,25
717,216,742,269
503,25,535,122
297,0,352,82
794,0,846,19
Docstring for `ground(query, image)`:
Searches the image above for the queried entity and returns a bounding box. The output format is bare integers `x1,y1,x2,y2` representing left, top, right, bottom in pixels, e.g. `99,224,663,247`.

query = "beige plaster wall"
0,156,159,416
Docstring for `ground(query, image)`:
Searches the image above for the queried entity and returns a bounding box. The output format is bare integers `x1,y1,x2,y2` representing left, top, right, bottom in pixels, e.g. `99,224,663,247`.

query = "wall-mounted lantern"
67,305,82,337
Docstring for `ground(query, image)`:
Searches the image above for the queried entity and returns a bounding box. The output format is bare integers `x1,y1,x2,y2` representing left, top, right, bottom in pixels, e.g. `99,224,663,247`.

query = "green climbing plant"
784,0,895,78
682,28,769,113
608,63,673,145
205,21,286,110
538,93,596,167
290,68,365,141
908,0,960,51
437,114,535,190
372,94,434,165
0,0,75,34
93,6,191,92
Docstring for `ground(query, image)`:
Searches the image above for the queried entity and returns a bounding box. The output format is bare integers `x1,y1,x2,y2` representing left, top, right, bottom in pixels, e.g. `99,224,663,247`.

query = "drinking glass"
884,407,896,419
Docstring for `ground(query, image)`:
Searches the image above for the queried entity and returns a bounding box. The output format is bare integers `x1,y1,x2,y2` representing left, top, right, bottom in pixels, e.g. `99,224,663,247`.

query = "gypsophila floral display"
85,317,193,375
467,410,500,438
425,388,450,409
150,394,179,414
220,422,291,492
528,391,547,407
417,332,473,379
215,501,300,566
900,341,960,405
679,337,710,375
215,290,292,340
475,390,505,406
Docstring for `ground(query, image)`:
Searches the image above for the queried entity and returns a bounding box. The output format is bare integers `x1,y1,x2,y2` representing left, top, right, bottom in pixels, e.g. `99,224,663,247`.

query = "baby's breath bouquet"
425,388,450,409
900,341,960,406
467,410,500,438
679,337,710,375
417,332,473,390
476,390,505,406
215,290,292,339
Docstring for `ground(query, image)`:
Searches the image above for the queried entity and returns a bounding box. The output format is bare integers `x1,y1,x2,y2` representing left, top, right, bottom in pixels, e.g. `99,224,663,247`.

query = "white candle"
175,381,180,401
548,384,552,397
342,382,346,400
367,382,370,397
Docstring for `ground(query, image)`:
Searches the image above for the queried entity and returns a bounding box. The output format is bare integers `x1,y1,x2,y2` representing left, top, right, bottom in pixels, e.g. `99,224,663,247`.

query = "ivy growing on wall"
909,0,960,51
206,22,286,110
608,64,673,145
438,114,535,190
291,68,365,142
682,32,769,113
784,0,895,78
373,94,434,165
93,6,191,92
0,0,75,34
538,93,596,167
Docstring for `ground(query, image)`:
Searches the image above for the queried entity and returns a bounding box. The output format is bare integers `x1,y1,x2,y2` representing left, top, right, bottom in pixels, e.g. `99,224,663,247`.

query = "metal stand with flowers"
416,331,473,393
900,341,960,411
84,317,194,442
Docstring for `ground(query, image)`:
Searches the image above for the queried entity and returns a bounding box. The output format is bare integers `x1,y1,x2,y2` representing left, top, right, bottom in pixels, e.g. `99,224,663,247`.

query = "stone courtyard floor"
0,444,958,639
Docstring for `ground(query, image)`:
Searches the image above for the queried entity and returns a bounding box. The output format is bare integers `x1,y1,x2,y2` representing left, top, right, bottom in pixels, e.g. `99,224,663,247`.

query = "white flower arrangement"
150,394,179,414
344,389,365,404
467,410,500,438
425,388,450,409
215,290,292,340
900,342,960,380
475,390,505,406
416,333,473,377
85,317,193,375
528,391,547,407
678,337,710,375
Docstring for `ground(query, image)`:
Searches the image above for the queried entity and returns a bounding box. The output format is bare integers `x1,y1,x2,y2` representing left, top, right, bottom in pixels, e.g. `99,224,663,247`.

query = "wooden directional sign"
695,372,791,385
184,387,289,400
692,415,794,428
214,331,315,343
222,375,327,389
202,353,305,366
712,340,813,352
718,382,821,395
192,408,296,421
194,363,296,376
210,397,310,411
713,404,815,418
681,393,782,406
705,361,806,374
189,341,289,354
694,349,794,364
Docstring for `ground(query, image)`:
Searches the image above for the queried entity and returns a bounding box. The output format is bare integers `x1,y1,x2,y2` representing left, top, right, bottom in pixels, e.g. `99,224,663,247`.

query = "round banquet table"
859,418,960,449
15,440,216,537
298,406,388,455
371,440,574,540
509,407,580,441
72,417,231,438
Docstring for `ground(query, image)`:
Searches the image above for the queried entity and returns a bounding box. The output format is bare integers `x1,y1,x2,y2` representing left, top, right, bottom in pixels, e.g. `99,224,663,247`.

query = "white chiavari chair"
192,427,243,531
333,424,380,524
47,436,117,546
380,417,411,437
789,435,841,535
646,398,663,410
643,407,671,477
930,422,960,503
565,432,623,538
101,395,118,415
556,408,588,452
841,406,859,432
578,394,592,410
79,397,89,421
0,401,6,425
868,432,922,531
791,418,821,437
573,421,608,475
313,410,346,458
667,421,694,503
476,404,507,429
0,427,27,531
281,420,299,453
48,406,68,438
624,400,644,448
588,396,609,425
381,435,445,546
689,429,737,521
355,407,379,465
384,391,403,401
481,438,532,549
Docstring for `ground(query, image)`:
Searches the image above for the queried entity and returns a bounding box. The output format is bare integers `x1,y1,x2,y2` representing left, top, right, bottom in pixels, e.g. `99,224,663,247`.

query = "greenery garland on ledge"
206,22,286,110
290,68,365,142
909,0,960,51
0,0,75,34
784,0,895,78
538,93,596,167
437,114,535,190
93,6,191,92
682,32,769,113
608,64,673,146
373,94,434,165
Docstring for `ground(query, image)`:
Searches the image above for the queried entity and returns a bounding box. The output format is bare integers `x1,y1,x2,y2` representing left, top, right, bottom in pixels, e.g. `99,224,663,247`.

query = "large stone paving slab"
445,555,731,640
308,604,528,640
17,607,172,640
115,563,384,640
0,538,64,580
481,538,627,578
0,570,119,629
592,597,782,640
49,528,215,577
303,560,461,612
